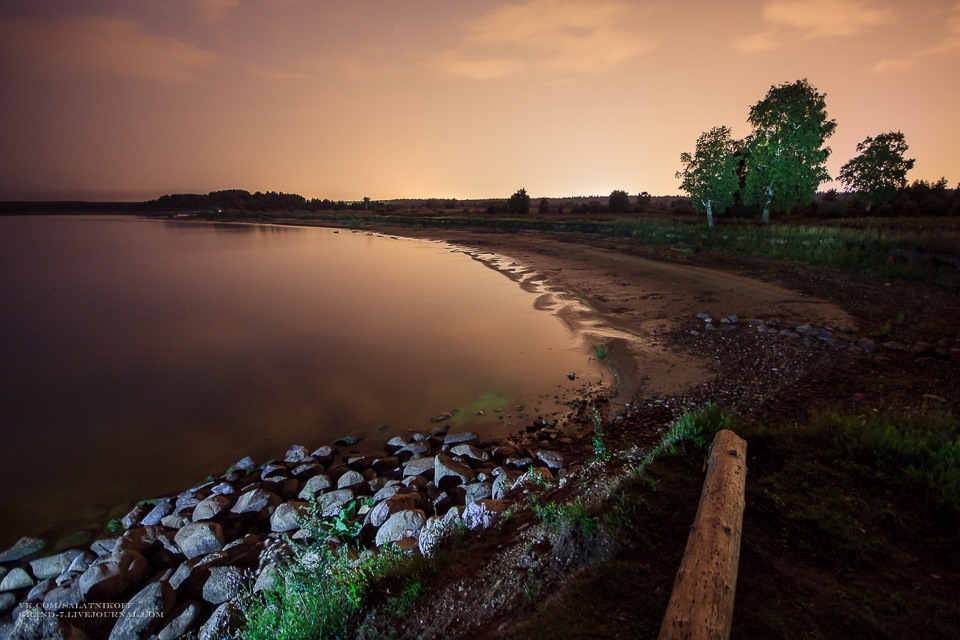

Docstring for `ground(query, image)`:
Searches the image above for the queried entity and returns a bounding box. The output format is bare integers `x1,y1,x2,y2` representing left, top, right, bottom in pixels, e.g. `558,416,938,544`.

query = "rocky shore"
0,426,575,640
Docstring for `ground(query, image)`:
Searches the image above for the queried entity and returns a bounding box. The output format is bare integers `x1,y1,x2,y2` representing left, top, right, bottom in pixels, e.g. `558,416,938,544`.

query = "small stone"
229,456,257,473
464,482,492,505
567,372,576,381
210,482,236,495
0,536,46,562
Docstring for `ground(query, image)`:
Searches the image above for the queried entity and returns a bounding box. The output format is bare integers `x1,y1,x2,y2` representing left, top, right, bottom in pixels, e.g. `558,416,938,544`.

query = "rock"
66,552,96,575
402,456,436,478
372,456,401,473
108,579,175,640
168,552,229,593
418,516,455,557
0,536,46,562
155,600,200,640
385,436,408,451
449,443,489,462
230,488,281,515
198,601,242,640
229,456,257,473
535,450,566,471
0,567,35,592
0,592,15,616
78,549,151,601
430,412,453,423
333,435,362,447
260,463,286,480
462,499,509,531
160,514,191,530
140,499,174,526
192,495,232,522
464,482,492,505
291,462,321,478
695,312,711,320
368,494,425,528
25,578,55,603
492,470,523,499
210,482,236,495
372,483,402,503
42,584,83,611
442,432,478,446
284,444,311,463
29,550,85,580
319,488,355,518
336,470,365,489
434,454,476,491
396,441,432,460
8,604,90,640
202,566,242,604
567,372,576,381
375,509,427,547
174,523,225,559
270,502,308,532
312,445,335,461
298,474,333,499
253,564,279,593
90,538,120,557
121,503,154,530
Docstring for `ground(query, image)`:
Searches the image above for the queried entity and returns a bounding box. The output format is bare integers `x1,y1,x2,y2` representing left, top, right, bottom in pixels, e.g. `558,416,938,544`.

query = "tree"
538,197,550,215
636,191,652,211
608,190,631,213
743,79,837,224
838,131,914,212
676,126,740,227
508,188,530,215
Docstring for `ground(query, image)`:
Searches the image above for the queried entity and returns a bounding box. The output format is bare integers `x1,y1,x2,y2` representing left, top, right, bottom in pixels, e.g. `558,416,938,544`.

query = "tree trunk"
761,187,773,225
658,429,747,640
705,200,714,228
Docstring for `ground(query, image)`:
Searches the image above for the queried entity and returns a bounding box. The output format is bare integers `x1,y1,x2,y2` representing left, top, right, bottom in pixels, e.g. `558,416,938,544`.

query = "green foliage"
590,406,610,463
839,131,915,211
608,190,632,213
595,345,608,360
743,79,837,223
676,125,740,227
508,188,531,215
537,197,550,215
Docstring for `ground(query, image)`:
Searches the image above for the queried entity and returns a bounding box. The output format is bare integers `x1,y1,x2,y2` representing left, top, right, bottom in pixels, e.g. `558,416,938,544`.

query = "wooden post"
658,429,747,640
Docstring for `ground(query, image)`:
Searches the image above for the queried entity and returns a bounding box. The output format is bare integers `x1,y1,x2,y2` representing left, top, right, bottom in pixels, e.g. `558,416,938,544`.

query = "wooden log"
658,429,747,640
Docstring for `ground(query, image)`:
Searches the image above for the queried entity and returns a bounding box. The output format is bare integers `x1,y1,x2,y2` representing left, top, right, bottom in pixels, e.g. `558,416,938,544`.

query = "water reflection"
0,216,602,544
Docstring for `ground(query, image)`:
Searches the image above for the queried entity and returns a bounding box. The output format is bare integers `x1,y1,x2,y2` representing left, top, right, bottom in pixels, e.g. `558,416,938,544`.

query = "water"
0,215,602,545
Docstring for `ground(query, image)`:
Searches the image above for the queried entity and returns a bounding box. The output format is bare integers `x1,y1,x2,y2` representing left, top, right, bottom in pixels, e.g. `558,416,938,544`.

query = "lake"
0,215,603,545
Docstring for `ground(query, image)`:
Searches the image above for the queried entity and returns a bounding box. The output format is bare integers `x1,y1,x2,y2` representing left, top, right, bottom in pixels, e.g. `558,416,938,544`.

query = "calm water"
0,215,601,545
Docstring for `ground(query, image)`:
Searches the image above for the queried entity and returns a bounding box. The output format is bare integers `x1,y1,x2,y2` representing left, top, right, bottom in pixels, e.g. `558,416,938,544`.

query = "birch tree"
743,79,837,224
676,126,739,228
839,131,915,212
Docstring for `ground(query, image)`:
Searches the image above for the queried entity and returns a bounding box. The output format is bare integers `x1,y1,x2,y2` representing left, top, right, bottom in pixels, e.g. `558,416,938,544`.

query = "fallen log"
658,429,747,640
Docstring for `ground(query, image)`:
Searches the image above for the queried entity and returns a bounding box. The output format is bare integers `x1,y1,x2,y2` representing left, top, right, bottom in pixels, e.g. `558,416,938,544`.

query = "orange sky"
0,0,957,201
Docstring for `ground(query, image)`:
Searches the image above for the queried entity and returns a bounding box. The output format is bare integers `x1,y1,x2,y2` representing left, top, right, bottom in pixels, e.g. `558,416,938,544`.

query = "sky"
0,0,958,201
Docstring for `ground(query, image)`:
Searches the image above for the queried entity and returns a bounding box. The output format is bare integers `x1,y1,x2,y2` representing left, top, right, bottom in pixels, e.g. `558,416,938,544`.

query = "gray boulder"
0,592,15,616
107,579,175,640
174,522,225,559
298,474,332,500
210,482,236,495
270,502,308,532
336,470,365,489
42,584,83,611
25,578,54,603
443,432,478,446
192,495,231,522
0,536,45,562
198,602,242,640
535,450,566,471
368,494,425,528
78,549,150,601
402,456,436,478
284,444,311,463
0,567,35,592
464,482,493,505
492,470,523,499
140,499,174,526
462,499,509,531
434,454,475,491
160,514,191,530
418,516,456,557
319,488,354,518
201,566,242,604
155,600,200,640
121,503,153,529
230,488,281,515
7,604,90,640
30,549,83,579
449,443,489,462
229,456,257,473
375,509,426,547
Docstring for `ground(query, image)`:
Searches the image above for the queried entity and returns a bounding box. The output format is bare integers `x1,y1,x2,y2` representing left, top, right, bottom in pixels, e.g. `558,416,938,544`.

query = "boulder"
396,441,431,460
107,579,175,640
462,499,509,531
155,600,200,640
229,456,257,473
418,516,455,557
42,584,83,611
0,567,35,592
140,499,174,526
210,482,236,495
0,536,46,562
270,502,308,533
368,494,425,528
192,495,231,522
298,474,333,500
492,470,523,499
201,566,242,605
284,444,311,463
198,601,242,640
449,443,489,462
434,454,475,491
443,432,478,446
160,514,191,530
384,436,408,452
336,470,365,489
375,509,426,547
78,549,151,601
312,445,335,461
230,488,281,515
169,552,229,593
121,503,153,530
25,577,54,603
7,604,90,640
402,456,436,478
174,522,225,559
535,450,566,471
29,549,85,580
464,482,493,505
319,488,355,518
0,592,15,616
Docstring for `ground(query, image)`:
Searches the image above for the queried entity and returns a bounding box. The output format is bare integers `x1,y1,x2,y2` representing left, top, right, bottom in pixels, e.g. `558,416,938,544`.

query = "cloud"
194,0,241,23
0,15,220,83
429,0,656,79
734,0,894,52
873,2,960,72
